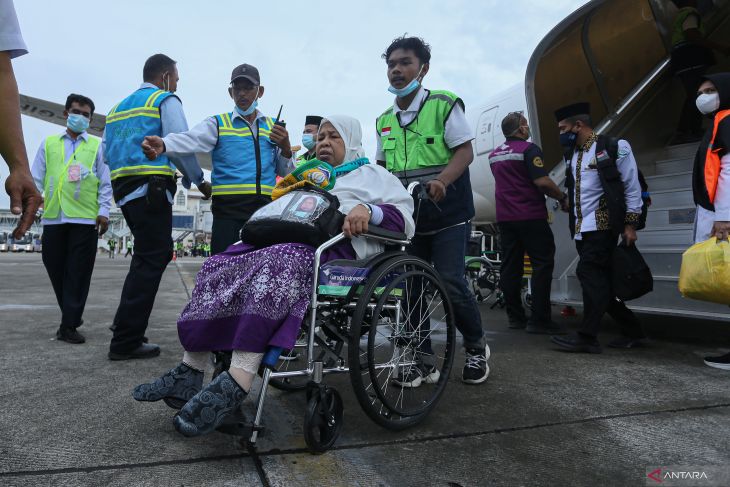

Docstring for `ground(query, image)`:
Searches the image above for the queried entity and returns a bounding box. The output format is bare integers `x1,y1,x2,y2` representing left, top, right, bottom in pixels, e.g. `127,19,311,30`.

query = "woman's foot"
132,363,203,409
173,371,247,437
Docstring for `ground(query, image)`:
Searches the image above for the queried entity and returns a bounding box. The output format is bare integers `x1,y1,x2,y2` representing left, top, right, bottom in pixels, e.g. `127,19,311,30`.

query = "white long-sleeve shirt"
569,137,643,239
162,109,294,177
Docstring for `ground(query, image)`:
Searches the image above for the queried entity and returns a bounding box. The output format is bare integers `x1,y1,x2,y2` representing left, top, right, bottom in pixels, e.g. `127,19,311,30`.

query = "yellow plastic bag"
678,237,730,304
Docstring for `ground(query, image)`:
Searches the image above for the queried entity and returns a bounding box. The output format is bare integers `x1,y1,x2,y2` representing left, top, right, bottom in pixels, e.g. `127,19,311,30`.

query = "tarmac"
0,251,729,487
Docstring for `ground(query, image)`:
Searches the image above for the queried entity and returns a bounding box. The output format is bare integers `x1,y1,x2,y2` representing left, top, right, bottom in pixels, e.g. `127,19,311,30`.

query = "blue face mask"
388,66,424,98
234,87,259,117
559,131,577,149
302,133,316,150
67,113,90,134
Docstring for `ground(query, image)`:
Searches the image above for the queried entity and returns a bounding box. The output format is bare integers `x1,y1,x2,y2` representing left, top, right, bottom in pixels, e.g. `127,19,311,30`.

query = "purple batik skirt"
177,242,316,353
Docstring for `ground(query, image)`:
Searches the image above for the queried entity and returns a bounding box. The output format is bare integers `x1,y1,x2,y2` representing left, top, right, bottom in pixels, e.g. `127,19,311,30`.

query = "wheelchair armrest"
365,225,408,242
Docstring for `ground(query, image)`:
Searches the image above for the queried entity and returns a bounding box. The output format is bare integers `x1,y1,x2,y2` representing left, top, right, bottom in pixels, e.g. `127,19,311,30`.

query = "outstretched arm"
0,51,41,238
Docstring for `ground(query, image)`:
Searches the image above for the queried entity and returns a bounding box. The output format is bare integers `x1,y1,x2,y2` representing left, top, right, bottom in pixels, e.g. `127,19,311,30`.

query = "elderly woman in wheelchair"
133,115,456,448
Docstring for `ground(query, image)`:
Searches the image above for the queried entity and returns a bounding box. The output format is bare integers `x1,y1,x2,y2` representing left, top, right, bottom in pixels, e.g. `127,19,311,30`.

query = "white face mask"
696,93,720,114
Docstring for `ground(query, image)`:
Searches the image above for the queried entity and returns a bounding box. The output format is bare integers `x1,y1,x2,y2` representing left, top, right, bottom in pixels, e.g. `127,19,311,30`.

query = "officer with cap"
297,115,323,165
143,63,295,254
551,102,645,354
488,112,568,334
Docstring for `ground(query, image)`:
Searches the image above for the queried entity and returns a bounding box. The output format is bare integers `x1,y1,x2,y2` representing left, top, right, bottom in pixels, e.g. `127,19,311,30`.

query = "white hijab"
320,115,367,162
321,115,415,259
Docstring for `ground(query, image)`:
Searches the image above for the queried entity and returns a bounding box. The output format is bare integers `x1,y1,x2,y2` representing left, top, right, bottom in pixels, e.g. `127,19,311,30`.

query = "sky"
1,0,587,209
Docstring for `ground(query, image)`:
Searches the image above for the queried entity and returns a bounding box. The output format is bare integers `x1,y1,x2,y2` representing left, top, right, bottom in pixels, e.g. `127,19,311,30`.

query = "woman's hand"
343,204,370,238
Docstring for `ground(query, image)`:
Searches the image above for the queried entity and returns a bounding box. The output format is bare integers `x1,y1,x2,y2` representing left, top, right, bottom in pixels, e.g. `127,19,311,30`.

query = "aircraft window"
475,107,499,155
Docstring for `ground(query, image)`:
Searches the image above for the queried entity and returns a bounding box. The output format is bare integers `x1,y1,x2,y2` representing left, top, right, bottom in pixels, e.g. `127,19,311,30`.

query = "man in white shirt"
31,94,112,344
551,102,645,354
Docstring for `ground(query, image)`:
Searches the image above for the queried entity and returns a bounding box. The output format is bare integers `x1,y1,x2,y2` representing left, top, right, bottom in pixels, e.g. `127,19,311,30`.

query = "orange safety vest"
705,109,730,204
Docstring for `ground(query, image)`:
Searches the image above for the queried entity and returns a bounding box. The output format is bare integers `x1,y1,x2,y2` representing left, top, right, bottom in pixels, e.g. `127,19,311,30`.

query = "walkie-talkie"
274,104,285,128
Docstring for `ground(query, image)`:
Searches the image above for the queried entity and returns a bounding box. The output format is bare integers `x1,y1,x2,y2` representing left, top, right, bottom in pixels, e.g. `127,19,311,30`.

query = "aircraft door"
475,106,499,156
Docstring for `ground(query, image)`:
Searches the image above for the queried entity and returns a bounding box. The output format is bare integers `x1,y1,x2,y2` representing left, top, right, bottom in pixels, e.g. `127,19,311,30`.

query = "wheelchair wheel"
303,385,344,453
348,256,455,431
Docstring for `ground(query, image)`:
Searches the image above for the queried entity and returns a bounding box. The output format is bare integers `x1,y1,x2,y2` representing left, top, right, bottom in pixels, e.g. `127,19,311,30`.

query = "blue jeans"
408,223,486,350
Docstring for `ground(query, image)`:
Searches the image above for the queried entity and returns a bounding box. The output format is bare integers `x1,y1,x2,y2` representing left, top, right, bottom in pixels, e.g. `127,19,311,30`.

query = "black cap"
305,115,323,127
554,102,590,122
230,64,260,85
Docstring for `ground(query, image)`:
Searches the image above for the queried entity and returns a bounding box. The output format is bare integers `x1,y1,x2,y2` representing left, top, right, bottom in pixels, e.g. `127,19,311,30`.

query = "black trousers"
498,219,555,325
575,230,644,339
211,217,248,255
110,198,173,353
41,223,98,330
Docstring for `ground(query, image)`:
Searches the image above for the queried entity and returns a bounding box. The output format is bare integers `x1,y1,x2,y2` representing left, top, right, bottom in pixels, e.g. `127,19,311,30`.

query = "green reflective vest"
43,135,101,220
376,90,461,173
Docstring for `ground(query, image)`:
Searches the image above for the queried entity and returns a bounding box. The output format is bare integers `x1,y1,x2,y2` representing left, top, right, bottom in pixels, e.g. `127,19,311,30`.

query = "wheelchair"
213,226,456,454
464,230,532,312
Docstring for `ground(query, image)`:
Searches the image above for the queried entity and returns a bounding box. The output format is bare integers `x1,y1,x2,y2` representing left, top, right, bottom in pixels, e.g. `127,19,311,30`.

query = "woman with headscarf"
132,115,416,435
692,72,730,371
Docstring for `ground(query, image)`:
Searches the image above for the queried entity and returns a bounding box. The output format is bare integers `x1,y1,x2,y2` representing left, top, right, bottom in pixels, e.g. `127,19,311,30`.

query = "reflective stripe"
211,183,274,196
219,127,253,137
488,153,524,163
426,93,457,107
145,90,166,107
106,107,160,124
392,166,446,179
110,165,175,180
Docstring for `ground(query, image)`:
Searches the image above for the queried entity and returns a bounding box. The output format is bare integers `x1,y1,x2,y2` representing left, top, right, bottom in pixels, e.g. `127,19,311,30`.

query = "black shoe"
173,371,247,437
56,327,85,344
133,363,203,409
108,343,161,361
704,352,730,370
462,346,490,384
551,333,602,354
526,321,566,335
607,336,649,349
508,319,527,330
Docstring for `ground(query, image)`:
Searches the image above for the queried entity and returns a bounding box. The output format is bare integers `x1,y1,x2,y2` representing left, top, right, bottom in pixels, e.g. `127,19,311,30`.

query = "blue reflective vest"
105,87,176,180
211,112,278,197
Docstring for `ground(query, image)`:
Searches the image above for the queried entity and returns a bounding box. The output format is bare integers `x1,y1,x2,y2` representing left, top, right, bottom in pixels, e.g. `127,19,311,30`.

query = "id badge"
68,164,81,182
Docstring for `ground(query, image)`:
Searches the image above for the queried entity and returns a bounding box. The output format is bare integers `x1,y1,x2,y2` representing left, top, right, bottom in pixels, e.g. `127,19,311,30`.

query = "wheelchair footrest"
215,410,264,438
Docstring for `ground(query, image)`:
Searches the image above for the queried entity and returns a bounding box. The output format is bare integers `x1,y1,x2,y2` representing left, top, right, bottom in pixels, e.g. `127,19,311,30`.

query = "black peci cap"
554,102,590,122
304,115,323,126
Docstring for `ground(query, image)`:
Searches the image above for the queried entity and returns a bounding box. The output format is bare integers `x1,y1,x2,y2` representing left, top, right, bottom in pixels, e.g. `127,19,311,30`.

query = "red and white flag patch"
380,127,391,136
